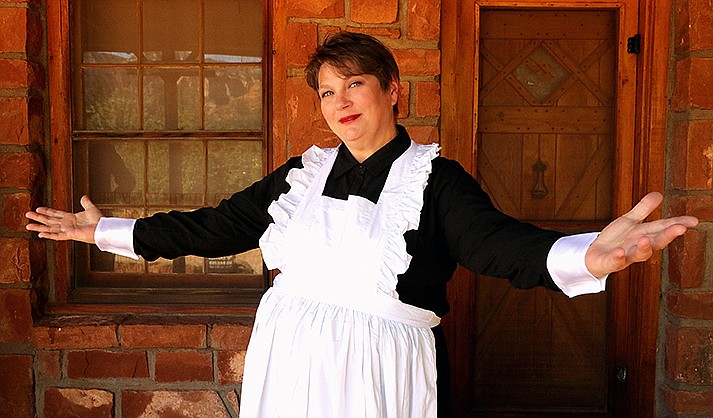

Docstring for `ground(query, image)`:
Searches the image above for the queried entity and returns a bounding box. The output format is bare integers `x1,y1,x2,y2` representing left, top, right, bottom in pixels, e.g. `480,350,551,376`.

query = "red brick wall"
662,0,713,416
0,0,46,416
0,0,441,417
2,0,711,416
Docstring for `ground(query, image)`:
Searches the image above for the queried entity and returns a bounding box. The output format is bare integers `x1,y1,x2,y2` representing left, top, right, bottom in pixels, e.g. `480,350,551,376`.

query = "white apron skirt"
240,141,441,417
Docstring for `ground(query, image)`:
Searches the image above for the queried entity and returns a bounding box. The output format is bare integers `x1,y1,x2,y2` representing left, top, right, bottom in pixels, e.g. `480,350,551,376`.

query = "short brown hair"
305,32,400,116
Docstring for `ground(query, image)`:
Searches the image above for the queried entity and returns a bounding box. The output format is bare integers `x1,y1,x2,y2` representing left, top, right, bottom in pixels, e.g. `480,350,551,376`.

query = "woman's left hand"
584,192,699,278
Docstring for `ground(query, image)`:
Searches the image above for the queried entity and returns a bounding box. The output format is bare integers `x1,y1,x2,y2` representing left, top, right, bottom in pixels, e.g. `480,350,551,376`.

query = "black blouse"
133,125,564,317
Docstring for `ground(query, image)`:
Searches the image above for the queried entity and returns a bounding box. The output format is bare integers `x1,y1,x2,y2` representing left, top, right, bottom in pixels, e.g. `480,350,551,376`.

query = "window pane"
147,141,205,206
207,140,262,206
205,0,263,63
83,68,139,130
143,69,201,130
85,140,145,205
204,66,262,130
213,249,263,274
81,0,138,63
143,0,199,62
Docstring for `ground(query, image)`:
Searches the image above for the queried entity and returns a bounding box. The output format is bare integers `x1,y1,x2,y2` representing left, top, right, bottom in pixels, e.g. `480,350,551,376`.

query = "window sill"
37,302,257,327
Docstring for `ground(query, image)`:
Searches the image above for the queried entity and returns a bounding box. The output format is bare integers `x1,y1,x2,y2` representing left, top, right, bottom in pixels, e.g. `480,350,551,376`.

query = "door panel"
471,8,617,414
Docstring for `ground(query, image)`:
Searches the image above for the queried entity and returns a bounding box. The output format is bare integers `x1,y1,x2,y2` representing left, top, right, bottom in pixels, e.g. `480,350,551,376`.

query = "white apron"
240,141,441,418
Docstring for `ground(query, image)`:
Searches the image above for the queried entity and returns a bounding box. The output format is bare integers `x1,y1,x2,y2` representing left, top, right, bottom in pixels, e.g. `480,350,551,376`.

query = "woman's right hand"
25,195,103,244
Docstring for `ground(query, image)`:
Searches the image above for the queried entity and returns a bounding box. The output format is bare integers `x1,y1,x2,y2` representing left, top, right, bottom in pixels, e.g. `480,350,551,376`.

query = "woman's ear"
389,79,400,105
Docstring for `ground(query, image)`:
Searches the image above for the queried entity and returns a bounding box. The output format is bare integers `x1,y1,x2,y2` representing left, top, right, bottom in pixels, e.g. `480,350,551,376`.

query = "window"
59,0,269,306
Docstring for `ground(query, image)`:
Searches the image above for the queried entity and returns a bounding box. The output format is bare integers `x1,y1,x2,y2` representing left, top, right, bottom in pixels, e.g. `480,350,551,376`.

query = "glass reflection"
147,141,205,206
143,0,199,62
205,0,263,62
207,140,262,205
83,68,139,130
86,141,144,205
81,0,138,64
143,69,200,130
204,66,262,130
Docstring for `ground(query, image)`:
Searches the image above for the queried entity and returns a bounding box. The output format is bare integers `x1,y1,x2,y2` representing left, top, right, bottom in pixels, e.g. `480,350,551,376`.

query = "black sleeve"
433,157,565,290
133,157,303,261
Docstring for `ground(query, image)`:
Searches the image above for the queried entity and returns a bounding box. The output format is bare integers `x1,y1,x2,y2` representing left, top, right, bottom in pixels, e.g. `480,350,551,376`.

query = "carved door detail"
472,9,616,413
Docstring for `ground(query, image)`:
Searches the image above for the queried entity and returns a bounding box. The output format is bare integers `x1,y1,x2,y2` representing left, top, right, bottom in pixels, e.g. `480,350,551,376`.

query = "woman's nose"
335,94,351,109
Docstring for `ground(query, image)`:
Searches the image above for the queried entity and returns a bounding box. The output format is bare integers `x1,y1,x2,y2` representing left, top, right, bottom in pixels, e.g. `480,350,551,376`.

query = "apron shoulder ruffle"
379,142,440,293
260,145,338,270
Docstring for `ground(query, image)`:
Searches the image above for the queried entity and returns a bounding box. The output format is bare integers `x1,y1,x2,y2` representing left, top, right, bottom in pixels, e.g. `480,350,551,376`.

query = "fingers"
25,221,70,241
648,223,690,250
623,192,663,223
80,195,96,211
25,210,62,227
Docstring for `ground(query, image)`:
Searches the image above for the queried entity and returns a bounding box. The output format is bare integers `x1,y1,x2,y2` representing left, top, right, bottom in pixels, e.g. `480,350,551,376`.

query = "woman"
26,32,698,417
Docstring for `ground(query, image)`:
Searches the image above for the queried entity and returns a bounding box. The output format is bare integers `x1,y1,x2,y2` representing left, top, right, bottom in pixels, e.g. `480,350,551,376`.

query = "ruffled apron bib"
240,141,440,418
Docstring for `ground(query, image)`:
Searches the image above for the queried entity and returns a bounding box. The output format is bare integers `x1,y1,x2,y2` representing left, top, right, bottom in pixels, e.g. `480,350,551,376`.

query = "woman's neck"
346,125,398,163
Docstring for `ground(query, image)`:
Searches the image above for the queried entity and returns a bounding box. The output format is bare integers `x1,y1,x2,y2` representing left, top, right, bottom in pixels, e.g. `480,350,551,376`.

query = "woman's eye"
320,91,333,98
349,81,362,88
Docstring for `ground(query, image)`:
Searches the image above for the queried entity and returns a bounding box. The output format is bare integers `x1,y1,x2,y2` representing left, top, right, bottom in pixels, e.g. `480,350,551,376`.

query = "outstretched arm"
25,195,103,244
585,192,699,278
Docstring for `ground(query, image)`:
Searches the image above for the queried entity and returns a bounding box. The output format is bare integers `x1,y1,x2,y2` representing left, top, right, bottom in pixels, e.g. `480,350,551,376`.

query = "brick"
0,97,43,145
668,228,707,288
0,153,44,188
217,350,246,384
285,0,344,18
0,59,44,89
0,355,33,418
155,350,213,382
351,0,398,23
0,8,42,56
669,194,713,221
33,325,118,349
3,192,35,232
286,22,318,69
668,290,713,320
286,76,337,155
0,238,31,284
122,391,230,418
671,57,713,111
674,0,713,54
392,49,440,76
0,289,32,343
671,120,713,190
120,324,206,348
44,388,113,418
35,350,62,381
226,389,240,415
415,81,440,117
398,81,410,119
67,350,149,379
407,0,440,41
345,26,401,39
406,125,439,144
665,324,713,385
210,324,252,350
662,384,713,415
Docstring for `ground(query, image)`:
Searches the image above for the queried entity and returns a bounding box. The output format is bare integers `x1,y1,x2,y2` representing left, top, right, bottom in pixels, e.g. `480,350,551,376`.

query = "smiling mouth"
339,114,361,124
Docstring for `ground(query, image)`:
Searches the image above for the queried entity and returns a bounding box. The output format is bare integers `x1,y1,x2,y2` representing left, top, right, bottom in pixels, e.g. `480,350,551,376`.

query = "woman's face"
317,64,399,159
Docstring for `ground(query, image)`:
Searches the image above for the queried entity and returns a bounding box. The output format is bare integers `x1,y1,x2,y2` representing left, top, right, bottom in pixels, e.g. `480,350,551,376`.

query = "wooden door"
441,2,640,417
474,9,614,413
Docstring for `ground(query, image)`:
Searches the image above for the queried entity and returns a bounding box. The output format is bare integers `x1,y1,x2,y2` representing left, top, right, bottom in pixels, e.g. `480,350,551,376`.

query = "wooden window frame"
46,0,274,316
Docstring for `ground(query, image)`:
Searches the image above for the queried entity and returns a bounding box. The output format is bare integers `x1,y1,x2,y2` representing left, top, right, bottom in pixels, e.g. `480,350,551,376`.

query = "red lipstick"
339,114,361,124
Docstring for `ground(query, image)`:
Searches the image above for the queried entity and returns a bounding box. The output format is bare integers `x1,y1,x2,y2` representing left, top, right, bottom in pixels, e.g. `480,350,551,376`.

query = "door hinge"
616,365,628,383
627,34,641,54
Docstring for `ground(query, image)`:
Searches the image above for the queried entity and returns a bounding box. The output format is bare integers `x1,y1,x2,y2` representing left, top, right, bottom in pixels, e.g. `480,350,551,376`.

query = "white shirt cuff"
94,217,139,260
547,232,608,298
